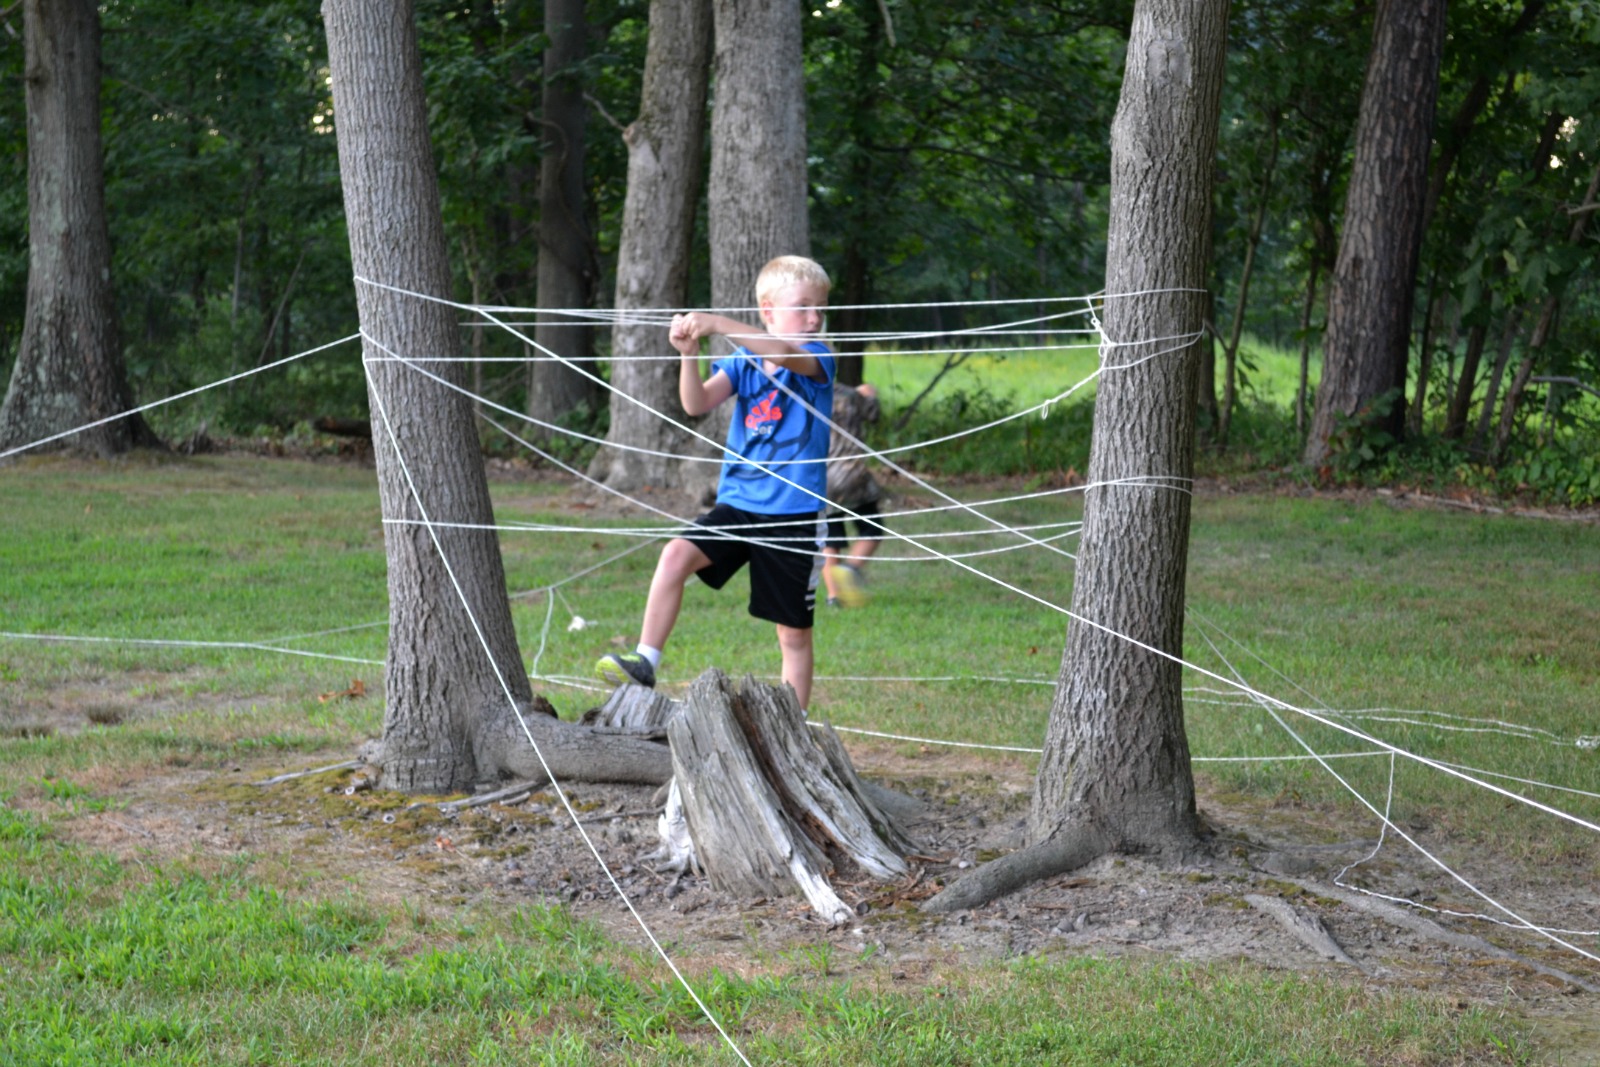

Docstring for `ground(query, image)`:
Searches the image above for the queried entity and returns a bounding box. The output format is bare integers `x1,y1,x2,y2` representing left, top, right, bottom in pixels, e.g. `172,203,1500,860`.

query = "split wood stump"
595,668,918,924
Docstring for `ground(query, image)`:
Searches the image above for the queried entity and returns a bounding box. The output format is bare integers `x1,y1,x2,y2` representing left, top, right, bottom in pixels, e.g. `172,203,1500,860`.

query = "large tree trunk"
589,0,713,497
1304,0,1446,466
0,0,155,457
708,0,810,310
325,0,669,796
696,0,813,493
926,0,1227,915
527,0,600,439
324,0,536,794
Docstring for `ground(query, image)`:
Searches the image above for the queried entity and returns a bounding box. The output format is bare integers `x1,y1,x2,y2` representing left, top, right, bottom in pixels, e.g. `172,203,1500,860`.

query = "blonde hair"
755,255,831,305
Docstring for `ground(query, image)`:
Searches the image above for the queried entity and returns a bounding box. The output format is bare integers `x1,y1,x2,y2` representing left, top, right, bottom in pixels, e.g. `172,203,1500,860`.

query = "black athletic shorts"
685,503,826,629
825,498,885,550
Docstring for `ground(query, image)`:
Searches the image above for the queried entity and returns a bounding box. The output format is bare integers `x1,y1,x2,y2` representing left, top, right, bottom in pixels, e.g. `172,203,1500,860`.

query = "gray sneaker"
595,651,656,688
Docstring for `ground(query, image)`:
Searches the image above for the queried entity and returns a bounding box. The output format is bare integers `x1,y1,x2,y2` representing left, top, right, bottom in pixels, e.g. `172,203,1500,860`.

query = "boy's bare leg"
640,537,712,650
846,536,879,575
775,623,814,709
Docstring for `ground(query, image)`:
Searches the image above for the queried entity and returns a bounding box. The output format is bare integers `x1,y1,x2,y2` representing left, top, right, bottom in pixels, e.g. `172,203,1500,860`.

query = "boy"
821,381,884,608
596,255,835,709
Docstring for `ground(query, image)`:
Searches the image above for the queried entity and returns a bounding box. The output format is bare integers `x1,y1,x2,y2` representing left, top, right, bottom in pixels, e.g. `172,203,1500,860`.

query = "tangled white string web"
5,282,1597,1054
354,278,1600,967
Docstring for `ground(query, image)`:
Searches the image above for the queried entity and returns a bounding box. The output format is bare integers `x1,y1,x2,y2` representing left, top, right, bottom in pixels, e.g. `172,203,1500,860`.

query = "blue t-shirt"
712,342,836,515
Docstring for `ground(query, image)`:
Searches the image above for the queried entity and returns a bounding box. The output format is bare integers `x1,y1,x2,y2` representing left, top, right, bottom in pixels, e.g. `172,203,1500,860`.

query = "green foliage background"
0,0,1597,499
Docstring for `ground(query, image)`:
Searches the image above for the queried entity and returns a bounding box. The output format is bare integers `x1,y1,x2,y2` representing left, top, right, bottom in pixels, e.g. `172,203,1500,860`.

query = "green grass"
869,332,1307,417
4,454,1593,1063
864,334,1313,477
0,802,1519,1065
871,338,1105,413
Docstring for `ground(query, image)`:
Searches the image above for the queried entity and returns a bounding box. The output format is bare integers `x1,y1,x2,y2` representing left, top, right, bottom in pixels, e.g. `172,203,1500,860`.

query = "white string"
367,281,1597,854
354,275,1195,480
0,334,360,462
357,286,1119,600
0,630,385,668
448,285,1600,956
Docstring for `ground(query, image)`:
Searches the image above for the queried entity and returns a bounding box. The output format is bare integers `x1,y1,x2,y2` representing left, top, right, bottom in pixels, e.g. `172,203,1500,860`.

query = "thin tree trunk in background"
590,0,713,496
1441,296,1459,429
829,0,894,385
1304,0,1446,466
1445,319,1489,440
1407,268,1441,437
527,0,599,438
1295,258,1320,442
1445,110,1563,442
1472,312,1522,453
1,0,156,456
1419,1,1546,237
1490,162,1600,463
1218,111,1278,447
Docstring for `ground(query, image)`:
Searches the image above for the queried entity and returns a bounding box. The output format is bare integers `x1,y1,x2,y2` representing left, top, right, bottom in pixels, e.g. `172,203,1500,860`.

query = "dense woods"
1,0,1597,501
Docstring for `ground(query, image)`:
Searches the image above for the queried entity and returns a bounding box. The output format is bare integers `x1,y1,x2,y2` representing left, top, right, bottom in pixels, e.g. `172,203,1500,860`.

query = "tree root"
921,827,1110,914
1286,877,1599,994
483,699,673,787
1246,893,1368,974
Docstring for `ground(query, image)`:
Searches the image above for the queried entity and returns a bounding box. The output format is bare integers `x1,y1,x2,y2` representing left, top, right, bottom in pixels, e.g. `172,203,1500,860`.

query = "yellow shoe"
595,651,656,688
825,562,869,608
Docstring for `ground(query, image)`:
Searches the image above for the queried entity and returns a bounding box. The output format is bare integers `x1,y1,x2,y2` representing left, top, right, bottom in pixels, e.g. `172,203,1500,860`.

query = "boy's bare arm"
679,357,732,416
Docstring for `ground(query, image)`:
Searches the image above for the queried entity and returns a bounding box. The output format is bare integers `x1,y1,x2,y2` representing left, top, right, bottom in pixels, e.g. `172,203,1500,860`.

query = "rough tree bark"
589,0,713,497
708,0,810,310
1303,0,1446,466
322,0,666,794
925,0,1228,915
696,0,814,488
0,0,157,457
527,0,601,439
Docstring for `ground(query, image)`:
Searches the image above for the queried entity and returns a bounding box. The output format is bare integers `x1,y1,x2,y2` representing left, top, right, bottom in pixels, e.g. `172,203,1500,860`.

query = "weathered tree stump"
666,669,916,924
